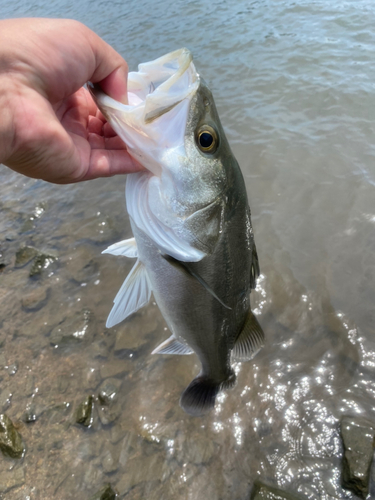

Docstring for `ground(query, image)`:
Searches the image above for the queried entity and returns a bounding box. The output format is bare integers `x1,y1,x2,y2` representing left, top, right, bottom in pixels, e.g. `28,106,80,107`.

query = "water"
1,0,375,498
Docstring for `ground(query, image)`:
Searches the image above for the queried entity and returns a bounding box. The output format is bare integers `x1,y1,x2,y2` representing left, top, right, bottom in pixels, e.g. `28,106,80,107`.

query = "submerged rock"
90,483,117,500
75,395,94,427
98,378,122,406
15,246,38,267
0,414,25,459
29,252,57,277
250,482,303,500
50,309,93,347
340,415,375,498
22,287,50,311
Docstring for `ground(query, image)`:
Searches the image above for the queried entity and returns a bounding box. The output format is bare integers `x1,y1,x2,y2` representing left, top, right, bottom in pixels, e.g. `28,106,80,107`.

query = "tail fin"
180,370,236,417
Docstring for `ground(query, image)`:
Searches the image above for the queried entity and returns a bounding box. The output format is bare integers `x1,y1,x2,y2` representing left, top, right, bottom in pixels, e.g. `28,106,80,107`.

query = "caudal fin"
180,370,236,417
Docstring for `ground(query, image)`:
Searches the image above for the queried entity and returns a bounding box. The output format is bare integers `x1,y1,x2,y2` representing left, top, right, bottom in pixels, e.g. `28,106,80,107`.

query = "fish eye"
196,125,218,154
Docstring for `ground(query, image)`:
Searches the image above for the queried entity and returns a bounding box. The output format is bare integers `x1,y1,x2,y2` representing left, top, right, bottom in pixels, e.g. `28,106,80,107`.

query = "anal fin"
151,335,194,355
231,310,265,361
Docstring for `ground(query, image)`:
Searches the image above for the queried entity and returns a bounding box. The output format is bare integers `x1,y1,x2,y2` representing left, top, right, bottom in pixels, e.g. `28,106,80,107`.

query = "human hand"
0,18,143,184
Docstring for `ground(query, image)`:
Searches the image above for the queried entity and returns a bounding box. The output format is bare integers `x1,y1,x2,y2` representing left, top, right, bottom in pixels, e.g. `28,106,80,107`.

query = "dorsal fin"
102,238,138,258
231,310,265,361
106,259,152,328
151,335,194,355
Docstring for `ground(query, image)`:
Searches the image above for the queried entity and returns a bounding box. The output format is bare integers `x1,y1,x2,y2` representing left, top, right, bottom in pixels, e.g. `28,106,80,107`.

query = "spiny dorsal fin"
151,335,194,355
106,259,151,328
161,254,231,310
250,243,260,289
102,238,138,258
231,310,265,361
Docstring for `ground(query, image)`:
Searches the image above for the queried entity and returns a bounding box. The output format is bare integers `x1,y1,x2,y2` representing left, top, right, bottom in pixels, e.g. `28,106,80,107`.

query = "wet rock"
5,232,16,241
97,378,123,425
29,252,57,277
0,390,12,411
98,378,122,405
75,395,94,427
50,309,93,347
90,483,117,500
22,287,50,311
0,414,25,459
250,482,303,500
97,401,122,426
15,246,38,267
340,415,375,498
7,363,18,376
0,467,25,494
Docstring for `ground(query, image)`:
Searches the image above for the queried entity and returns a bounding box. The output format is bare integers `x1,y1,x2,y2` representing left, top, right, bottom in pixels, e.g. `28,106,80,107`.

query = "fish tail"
180,369,236,417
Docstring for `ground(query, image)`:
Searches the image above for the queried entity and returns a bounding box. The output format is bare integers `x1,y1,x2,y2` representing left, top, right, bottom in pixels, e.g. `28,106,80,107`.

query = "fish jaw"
90,48,199,177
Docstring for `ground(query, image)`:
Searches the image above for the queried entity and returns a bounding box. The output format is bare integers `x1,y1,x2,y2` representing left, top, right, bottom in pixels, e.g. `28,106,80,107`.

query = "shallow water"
1,0,375,498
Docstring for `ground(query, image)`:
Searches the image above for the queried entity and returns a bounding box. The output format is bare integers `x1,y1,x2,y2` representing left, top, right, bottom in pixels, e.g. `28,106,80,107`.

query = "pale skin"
0,18,144,184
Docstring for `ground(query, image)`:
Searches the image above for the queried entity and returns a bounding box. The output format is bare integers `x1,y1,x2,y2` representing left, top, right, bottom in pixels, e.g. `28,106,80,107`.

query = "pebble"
90,483,117,500
340,415,375,499
75,395,94,427
98,378,122,405
0,414,25,459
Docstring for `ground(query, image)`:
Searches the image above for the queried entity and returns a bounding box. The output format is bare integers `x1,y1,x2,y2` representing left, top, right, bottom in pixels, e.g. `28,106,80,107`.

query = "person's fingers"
88,116,104,135
103,122,117,137
88,133,105,149
82,149,143,181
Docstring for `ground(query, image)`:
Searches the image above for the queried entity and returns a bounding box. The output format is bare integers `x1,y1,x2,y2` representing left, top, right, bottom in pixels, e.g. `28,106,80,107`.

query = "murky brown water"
1,0,375,498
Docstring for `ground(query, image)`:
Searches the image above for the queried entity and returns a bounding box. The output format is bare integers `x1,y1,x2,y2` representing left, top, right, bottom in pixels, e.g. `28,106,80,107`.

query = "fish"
90,48,264,416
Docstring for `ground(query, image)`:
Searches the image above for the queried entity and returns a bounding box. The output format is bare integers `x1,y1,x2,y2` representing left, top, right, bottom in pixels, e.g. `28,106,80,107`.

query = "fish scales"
91,49,264,416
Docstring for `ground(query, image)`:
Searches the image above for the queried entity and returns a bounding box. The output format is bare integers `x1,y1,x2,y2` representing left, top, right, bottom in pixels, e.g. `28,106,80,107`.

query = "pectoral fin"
250,244,260,289
151,335,194,355
103,238,138,258
231,310,265,361
106,259,151,328
161,254,231,310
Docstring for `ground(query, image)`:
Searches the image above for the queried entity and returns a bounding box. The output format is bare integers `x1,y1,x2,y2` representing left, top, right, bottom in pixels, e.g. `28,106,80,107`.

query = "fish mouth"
89,48,200,175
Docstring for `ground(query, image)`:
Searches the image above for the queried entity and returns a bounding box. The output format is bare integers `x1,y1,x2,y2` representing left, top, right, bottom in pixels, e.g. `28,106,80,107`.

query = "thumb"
98,68,128,104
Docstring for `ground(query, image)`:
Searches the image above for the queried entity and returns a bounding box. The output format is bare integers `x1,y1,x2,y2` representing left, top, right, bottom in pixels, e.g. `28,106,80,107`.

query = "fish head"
91,49,235,256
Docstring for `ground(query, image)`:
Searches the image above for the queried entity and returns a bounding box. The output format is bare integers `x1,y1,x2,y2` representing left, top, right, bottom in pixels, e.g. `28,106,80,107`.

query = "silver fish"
91,49,264,416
